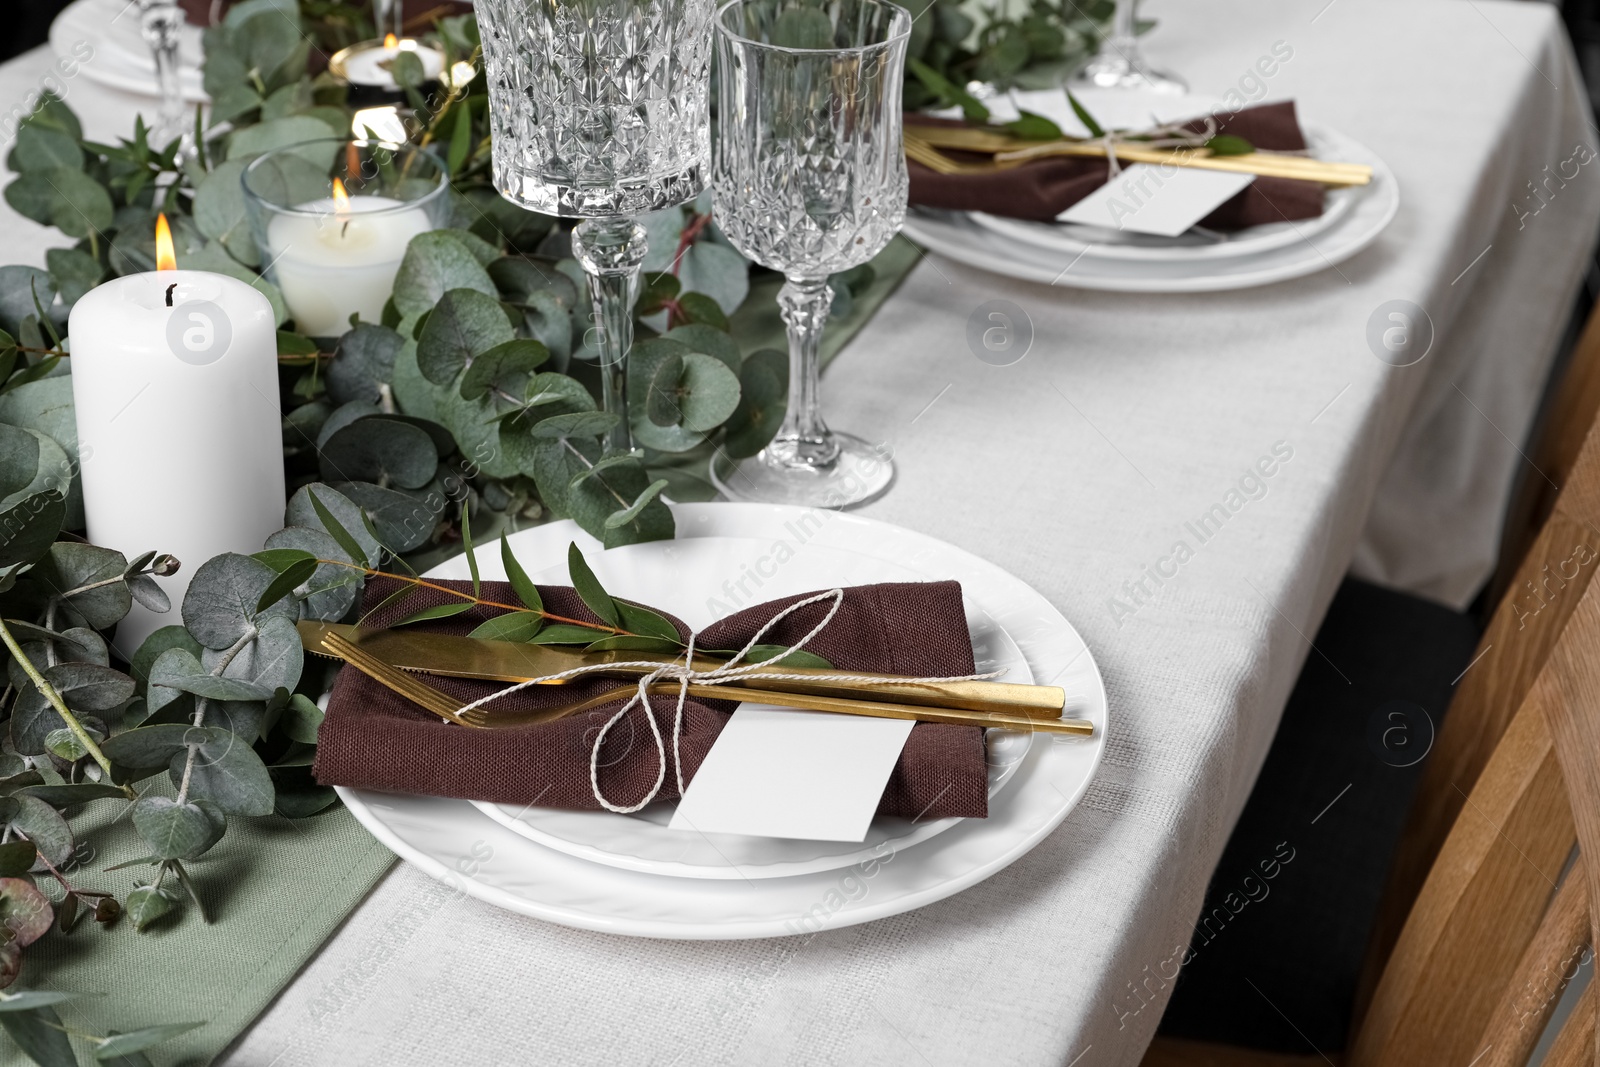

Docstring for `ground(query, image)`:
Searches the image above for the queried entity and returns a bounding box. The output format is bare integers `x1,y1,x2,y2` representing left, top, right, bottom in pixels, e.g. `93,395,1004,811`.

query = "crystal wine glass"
1071,0,1185,95
475,0,716,452
708,0,910,508
137,0,189,149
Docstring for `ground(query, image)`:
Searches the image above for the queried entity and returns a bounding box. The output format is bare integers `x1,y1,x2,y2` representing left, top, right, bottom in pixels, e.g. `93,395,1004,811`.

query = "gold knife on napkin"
296,621,1070,719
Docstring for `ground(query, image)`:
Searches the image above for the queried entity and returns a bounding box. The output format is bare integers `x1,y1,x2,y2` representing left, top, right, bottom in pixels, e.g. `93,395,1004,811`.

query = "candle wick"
341,219,351,239
165,283,177,308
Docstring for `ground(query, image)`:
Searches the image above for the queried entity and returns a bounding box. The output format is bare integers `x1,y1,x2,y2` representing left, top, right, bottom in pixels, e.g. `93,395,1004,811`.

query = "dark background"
6,1,74,64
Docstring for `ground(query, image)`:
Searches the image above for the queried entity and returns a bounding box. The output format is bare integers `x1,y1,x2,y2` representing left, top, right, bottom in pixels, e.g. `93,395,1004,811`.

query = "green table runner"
5,239,924,1067
12,799,391,1067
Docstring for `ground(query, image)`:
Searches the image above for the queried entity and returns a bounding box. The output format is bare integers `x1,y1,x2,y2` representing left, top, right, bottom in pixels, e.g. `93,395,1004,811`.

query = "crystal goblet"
709,0,910,508
475,0,716,452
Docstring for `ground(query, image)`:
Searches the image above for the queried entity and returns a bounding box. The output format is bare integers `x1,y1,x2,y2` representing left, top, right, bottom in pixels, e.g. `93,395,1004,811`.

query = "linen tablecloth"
1,0,1595,1063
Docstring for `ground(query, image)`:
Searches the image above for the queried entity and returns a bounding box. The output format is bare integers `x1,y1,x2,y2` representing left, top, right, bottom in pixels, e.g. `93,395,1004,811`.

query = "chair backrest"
1356,355,1600,1022
1348,567,1600,1065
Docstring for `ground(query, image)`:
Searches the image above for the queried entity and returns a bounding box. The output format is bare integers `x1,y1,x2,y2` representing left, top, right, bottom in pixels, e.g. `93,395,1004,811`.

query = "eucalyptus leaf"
44,247,104,308
149,648,273,702
286,483,381,567
318,416,438,489
39,541,130,629
459,339,549,400
724,348,788,459
101,724,197,769
326,324,404,405
9,793,74,870
201,615,303,695
392,230,498,318
416,287,516,385
281,693,324,745
180,553,299,649
332,480,443,553
124,884,175,931
132,796,223,860
167,728,275,816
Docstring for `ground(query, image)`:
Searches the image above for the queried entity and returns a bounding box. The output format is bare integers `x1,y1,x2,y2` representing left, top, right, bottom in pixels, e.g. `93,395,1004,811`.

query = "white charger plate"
459,536,1034,879
968,125,1362,263
336,502,1108,939
52,0,208,102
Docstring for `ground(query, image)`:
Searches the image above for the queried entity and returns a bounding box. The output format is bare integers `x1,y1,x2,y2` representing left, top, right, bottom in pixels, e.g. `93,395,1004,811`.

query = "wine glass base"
1070,54,1188,95
711,432,894,509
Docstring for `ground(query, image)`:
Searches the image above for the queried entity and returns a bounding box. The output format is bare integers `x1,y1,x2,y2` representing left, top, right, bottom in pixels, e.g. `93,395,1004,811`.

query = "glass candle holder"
243,138,450,338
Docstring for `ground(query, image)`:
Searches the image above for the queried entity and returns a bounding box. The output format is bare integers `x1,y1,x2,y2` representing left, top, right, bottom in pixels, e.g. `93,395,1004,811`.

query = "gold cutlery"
905,128,1373,186
297,621,1068,719
316,631,1096,737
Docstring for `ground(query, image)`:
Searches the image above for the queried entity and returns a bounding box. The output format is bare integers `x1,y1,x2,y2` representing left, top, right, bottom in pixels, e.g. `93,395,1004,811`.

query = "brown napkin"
313,577,989,819
908,100,1325,227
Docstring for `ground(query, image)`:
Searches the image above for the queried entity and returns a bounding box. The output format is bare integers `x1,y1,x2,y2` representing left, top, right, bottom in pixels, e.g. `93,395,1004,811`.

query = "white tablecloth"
3,0,1597,1063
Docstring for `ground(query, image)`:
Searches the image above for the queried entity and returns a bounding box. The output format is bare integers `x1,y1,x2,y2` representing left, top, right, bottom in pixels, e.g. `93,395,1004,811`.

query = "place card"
1057,164,1256,237
668,705,915,842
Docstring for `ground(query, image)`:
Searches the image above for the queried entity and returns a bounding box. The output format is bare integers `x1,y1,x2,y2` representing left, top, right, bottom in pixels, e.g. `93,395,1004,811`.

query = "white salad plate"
903,89,1399,292
336,502,1108,939
52,0,208,103
470,536,1035,880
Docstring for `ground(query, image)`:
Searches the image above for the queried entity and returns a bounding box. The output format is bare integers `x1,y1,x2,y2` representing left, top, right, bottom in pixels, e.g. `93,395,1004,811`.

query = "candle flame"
155,213,176,272
384,33,398,49
332,177,352,213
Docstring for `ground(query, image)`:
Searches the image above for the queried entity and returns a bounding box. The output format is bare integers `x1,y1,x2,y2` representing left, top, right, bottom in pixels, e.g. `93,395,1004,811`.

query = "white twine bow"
1097,113,1222,179
456,588,1004,813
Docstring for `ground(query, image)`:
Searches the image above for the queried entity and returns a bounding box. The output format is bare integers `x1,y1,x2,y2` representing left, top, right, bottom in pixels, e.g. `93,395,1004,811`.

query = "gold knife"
296,621,1069,719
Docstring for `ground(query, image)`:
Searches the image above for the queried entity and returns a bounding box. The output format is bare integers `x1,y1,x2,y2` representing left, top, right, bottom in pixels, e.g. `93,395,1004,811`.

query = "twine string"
453,588,1004,813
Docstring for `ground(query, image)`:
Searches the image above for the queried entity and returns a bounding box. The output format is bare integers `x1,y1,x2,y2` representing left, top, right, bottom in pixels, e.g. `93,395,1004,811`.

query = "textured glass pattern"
711,0,909,278
476,0,715,217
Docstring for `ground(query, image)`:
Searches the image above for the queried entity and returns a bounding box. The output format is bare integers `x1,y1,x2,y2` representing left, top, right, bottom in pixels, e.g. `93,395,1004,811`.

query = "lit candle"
338,34,448,91
67,215,285,651
263,177,434,338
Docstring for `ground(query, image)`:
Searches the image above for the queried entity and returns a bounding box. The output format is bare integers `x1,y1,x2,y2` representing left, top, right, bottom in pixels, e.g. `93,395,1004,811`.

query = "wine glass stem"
374,0,404,38
571,217,648,453
773,276,839,469
140,1,186,148
1110,0,1136,51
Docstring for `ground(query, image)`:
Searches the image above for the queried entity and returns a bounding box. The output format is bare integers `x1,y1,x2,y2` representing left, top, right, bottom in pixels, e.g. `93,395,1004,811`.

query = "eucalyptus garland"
0,0,1116,1061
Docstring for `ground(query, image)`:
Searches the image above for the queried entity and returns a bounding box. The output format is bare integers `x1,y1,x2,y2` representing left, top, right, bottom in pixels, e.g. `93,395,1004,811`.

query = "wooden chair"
1144,304,1600,1065
1145,549,1600,1065
1355,302,1600,1022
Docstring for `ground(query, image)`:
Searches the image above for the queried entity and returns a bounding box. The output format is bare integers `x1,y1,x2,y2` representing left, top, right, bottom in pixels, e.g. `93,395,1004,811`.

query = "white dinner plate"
905,88,1400,291
52,0,208,103
461,536,1034,879
337,502,1108,939
967,125,1362,264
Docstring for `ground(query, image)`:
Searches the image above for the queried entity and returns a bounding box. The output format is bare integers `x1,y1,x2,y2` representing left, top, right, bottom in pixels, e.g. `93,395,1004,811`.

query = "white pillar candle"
67,232,284,653
265,190,433,337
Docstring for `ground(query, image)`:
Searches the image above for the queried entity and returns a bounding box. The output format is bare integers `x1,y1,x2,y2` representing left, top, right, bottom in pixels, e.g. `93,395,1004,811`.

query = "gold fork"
318,633,1096,736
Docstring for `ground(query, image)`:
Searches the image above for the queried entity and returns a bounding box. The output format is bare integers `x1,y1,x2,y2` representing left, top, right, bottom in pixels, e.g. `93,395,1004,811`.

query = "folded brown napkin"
313,577,989,819
908,100,1325,227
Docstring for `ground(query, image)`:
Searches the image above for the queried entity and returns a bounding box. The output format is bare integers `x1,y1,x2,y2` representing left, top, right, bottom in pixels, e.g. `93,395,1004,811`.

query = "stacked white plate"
51,0,208,102
338,502,1109,939
901,89,1399,292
